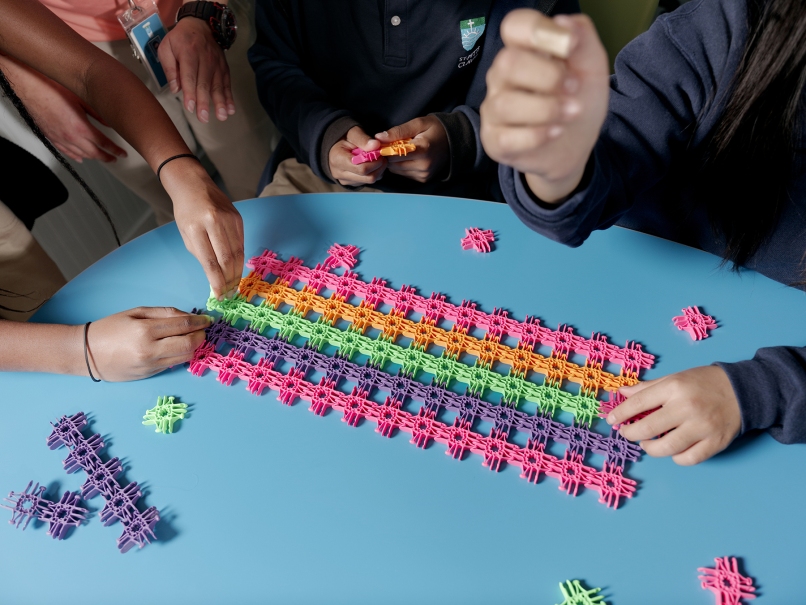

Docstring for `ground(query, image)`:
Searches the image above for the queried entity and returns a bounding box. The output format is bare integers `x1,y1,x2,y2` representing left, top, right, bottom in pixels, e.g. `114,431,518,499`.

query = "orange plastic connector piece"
379,139,416,157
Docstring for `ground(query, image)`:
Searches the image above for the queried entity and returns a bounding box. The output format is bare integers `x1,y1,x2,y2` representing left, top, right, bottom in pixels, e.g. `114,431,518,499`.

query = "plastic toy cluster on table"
351,139,416,164
698,556,756,605
673,306,717,340
47,412,160,552
461,227,495,253
190,242,655,509
556,580,606,605
143,395,187,434
2,481,86,540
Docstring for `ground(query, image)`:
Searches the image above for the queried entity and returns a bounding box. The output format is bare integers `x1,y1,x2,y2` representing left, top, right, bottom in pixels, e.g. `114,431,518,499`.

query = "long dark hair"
700,0,806,269
0,69,121,246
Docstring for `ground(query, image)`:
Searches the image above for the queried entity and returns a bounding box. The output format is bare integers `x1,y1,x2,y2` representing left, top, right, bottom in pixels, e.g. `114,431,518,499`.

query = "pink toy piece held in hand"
698,556,756,605
351,148,382,165
461,227,496,253
673,306,717,340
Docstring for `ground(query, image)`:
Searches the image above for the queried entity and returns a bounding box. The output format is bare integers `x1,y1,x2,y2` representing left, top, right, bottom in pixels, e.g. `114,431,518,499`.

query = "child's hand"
480,10,609,202
329,126,386,187
161,157,244,300
375,116,449,183
606,366,742,466
87,307,212,382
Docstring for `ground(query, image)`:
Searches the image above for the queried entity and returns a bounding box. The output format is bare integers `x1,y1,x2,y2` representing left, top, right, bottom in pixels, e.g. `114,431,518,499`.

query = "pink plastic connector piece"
351,148,382,165
461,228,495,253
324,243,360,270
673,306,717,341
698,556,756,605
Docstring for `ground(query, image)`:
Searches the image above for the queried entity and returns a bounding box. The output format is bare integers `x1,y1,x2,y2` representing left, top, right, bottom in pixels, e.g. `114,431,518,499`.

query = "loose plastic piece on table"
556,580,606,605
47,411,160,552
698,556,756,605
351,139,416,164
143,395,188,434
461,227,495,253
673,306,717,340
2,480,86,540
194,244,655,508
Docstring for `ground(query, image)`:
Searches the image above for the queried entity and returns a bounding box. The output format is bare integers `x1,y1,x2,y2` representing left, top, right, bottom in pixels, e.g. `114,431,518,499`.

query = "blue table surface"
2,193,805,605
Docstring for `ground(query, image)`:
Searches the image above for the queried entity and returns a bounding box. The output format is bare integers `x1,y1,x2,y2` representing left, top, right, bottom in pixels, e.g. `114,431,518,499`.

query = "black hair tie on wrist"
84,322,101,383
156,153,199,183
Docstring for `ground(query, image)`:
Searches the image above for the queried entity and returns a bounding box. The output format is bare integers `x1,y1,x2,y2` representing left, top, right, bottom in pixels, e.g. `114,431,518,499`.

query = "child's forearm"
0,320,86,376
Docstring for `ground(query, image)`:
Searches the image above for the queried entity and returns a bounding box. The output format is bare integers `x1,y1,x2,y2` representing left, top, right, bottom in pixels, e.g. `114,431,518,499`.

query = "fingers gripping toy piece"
351,139,417,164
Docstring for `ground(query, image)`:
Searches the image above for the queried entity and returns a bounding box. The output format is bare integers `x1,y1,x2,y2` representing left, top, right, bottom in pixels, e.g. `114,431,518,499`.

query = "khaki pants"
95,0,279,223
0,201,66,321
260,158,381,196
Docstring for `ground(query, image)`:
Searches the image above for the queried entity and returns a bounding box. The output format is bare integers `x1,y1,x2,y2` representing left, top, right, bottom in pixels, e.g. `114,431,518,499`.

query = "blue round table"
2,193,804,604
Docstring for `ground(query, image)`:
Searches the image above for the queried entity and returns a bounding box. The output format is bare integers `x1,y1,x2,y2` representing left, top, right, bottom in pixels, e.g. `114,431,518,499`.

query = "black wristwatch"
176,1,237,50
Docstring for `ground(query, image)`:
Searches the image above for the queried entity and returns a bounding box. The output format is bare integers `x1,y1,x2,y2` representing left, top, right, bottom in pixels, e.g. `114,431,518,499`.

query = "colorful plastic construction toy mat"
190,244,655,509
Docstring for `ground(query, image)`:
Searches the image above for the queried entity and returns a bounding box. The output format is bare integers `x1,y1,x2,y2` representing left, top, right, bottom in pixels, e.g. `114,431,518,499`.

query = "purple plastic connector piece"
673,306,718,341
2,481,86,540
47,412,160,553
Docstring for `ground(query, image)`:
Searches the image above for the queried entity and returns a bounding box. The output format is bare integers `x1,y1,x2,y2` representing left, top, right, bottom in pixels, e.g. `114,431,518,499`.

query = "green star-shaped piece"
556,580,606,605
142,396,188,434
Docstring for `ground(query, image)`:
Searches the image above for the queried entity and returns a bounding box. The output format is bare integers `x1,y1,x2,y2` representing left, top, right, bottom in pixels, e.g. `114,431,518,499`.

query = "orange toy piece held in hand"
351,139,417,164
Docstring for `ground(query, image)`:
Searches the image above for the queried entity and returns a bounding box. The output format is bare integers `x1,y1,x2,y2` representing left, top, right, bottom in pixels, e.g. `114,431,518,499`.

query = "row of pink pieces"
190,345,637,508
699,556,756,605
245,244,655,375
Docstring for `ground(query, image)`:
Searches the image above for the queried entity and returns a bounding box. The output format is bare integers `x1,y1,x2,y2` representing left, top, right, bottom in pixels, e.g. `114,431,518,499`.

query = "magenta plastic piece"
47,412,160,553
2,481,87,540
673,306,717,340
351,148,381,165
461,227,495,253
698,556,756,605
324,243,360,270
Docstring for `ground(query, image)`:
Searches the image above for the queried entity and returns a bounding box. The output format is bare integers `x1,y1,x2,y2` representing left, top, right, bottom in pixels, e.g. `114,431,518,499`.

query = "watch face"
219,6,237,47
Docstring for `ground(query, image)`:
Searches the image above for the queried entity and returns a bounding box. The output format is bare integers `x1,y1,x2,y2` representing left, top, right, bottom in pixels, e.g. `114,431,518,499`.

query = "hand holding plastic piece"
158,16,235,122
375,115,449,182
163,157,245,300
87,307,212,381
480,10,609,203
351,139,417,164
606,366,741,466
329,126,386,186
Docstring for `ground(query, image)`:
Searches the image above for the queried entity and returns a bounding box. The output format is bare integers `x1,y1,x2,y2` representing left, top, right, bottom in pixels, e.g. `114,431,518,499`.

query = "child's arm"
0,308,211,381
0,0,242,300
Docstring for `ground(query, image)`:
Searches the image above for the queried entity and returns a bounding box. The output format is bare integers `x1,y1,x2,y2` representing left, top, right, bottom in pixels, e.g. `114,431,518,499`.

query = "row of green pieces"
208,295,604,425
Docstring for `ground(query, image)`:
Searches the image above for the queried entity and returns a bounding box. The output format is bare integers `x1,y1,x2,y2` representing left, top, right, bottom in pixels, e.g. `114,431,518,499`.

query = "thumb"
375,118,423,143
345,126,379,151
128,306,191,320
554,14,609,76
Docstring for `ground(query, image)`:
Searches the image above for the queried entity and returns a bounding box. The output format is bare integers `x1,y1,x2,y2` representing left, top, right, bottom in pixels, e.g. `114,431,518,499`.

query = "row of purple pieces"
47,412,159,553
203,322,641,469
2,481,86,540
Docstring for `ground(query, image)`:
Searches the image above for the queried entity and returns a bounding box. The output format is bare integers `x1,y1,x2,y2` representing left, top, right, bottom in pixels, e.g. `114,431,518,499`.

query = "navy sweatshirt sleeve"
500,0,806,444
249,0,352,181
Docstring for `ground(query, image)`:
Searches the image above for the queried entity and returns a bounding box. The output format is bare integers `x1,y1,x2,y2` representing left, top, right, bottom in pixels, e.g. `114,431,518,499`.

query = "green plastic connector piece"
142,396,188,434
308,318,338,351
562,394,601,427
556,580,606,605
278,310,308,341
367,337,397,367
250,302,282,334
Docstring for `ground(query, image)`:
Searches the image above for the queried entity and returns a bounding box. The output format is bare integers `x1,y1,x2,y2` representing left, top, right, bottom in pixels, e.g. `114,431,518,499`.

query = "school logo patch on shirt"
460,17,485,51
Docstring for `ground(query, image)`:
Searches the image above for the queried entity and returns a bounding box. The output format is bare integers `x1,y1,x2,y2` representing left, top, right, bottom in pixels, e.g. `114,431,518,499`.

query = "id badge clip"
118,0,169,89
